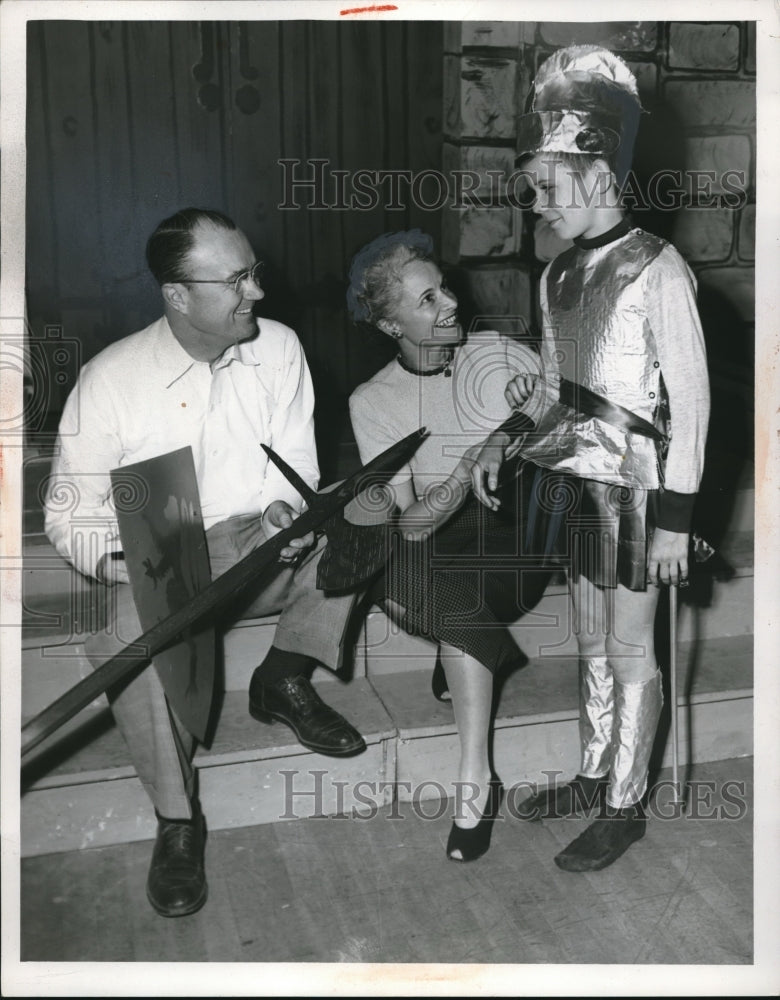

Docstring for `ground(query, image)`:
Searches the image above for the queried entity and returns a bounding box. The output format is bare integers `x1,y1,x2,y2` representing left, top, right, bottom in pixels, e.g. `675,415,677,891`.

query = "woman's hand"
262,500,316,563
647,527,689,587
505,372,537,410
397,452,478,540
469,431,511,511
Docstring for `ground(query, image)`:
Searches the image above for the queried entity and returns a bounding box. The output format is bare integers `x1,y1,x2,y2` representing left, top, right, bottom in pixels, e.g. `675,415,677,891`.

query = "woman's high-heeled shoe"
431,650,451,703
446,781,503,863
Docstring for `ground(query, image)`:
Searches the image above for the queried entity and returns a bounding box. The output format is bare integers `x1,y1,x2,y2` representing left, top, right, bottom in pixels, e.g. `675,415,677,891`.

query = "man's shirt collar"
153,317,262,388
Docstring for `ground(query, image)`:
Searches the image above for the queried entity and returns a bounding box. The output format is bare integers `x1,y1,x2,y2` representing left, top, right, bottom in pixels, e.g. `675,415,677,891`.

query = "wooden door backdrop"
26,19,443,469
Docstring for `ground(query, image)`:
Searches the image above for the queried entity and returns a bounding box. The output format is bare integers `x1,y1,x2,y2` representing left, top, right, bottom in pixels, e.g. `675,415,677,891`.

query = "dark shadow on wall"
632,93,754,686
259,260,399,486
636,91,754,543
629,95,688,243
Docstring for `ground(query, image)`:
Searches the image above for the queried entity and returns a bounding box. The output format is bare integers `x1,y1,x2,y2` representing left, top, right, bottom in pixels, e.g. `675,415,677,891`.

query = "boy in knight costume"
472,46,710,870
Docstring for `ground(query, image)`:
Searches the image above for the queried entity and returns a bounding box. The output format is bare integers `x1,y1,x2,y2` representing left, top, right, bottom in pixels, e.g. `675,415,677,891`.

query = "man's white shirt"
45,316,319,579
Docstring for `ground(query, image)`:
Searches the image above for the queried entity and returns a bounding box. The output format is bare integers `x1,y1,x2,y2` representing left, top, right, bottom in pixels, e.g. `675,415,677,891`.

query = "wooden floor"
18,758,752,967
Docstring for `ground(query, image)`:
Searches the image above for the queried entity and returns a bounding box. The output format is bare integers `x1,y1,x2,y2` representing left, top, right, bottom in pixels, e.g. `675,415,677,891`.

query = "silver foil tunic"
519,228,668,489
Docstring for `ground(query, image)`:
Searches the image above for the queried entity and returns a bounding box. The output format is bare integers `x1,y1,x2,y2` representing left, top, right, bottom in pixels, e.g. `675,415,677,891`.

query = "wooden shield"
111,446,215,742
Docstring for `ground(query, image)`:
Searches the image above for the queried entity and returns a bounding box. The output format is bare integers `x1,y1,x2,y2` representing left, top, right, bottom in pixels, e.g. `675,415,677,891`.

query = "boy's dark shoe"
515,774,609,821
553,805,646,872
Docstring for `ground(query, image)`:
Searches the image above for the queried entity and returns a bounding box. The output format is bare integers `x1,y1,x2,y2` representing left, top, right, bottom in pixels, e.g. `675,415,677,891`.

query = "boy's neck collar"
574,217,632,250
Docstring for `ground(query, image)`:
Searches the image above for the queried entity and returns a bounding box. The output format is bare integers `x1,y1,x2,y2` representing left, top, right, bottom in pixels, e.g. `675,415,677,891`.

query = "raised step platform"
20,633,753,857
21,679,395,857
373,634,753,798
18,451,755,858
20,524,753,711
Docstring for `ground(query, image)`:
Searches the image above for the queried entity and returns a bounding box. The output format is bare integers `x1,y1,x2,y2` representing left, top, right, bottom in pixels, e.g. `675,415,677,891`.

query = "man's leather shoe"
146,804,207,917
248,672,366,756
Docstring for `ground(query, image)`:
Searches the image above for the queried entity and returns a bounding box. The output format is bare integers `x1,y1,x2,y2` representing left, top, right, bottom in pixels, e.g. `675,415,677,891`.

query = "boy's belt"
501,376,667,443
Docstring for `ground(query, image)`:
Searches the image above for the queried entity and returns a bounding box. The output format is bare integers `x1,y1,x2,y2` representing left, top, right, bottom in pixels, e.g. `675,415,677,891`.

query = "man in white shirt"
45,208,365,917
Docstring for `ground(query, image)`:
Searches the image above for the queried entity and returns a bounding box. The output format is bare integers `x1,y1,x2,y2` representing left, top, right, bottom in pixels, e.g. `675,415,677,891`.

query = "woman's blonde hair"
346,230,434,328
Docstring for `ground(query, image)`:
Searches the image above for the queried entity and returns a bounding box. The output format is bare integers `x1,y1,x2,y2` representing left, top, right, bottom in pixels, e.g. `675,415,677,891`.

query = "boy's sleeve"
646,246,711,533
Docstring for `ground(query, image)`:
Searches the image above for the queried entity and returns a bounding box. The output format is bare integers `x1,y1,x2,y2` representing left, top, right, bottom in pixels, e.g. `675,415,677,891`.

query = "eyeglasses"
184,261,265,295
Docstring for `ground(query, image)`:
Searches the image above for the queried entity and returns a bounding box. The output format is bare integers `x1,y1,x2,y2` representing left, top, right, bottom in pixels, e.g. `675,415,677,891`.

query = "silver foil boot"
554,667,662,872
579,655,614,779
607,668,664,809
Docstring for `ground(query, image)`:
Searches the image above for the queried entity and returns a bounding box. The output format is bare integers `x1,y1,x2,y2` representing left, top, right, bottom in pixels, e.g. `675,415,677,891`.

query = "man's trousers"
84,514,358,819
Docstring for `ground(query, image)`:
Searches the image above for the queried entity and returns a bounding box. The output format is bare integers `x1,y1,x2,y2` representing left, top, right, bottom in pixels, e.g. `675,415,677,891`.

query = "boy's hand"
647,528,689,587
505,372,537,409
262,500,315,563
470,432,511,511
96,552,130,586
451,443,483,486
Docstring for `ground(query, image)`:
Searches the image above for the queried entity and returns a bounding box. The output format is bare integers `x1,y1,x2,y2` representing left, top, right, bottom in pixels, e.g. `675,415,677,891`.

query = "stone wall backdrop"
442,20,755,521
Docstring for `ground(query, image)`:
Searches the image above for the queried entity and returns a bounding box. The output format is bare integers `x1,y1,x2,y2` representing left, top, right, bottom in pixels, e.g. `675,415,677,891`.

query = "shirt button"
653,361,660,368
649,392,656,399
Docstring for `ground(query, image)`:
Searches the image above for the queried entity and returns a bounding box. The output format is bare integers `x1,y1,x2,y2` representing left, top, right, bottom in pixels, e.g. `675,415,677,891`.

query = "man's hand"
647,528,689,587
262,500,316,563
469,431,511,511
96,551,130,586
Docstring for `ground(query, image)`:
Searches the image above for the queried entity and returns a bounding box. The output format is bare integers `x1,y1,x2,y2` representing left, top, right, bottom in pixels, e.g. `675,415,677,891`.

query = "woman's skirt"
370,461,554,674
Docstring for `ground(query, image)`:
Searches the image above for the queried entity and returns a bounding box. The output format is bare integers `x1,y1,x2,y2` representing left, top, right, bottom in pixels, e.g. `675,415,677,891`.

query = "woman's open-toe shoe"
446,781,503,862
